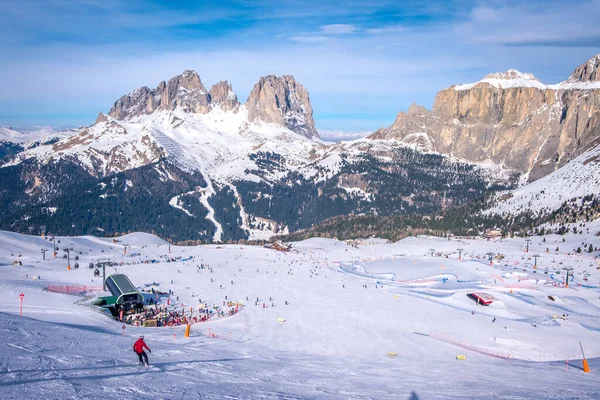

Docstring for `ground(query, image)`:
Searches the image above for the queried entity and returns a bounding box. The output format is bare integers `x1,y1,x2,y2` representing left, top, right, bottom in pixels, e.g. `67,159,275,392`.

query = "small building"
484,229,502,239
468,292,496,306
104,274,144,311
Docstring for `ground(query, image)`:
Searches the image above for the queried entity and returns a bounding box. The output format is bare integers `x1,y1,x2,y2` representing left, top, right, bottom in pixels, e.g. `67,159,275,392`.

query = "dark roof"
105,274,138,296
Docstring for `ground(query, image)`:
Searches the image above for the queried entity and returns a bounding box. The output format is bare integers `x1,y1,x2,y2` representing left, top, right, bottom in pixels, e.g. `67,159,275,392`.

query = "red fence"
47,285,104,294
430,332,513,360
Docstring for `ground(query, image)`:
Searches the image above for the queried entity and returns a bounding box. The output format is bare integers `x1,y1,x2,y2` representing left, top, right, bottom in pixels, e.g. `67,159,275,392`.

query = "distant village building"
484,229,502,239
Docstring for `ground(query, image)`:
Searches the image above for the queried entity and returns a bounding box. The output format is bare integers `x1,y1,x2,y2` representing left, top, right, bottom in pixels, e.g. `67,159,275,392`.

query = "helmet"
139,335,144,339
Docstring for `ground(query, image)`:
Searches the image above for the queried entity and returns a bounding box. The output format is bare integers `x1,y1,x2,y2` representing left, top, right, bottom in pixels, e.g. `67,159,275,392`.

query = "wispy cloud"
289,35,331,43
0,0,598,130
320,24,357,35
457,0,600,48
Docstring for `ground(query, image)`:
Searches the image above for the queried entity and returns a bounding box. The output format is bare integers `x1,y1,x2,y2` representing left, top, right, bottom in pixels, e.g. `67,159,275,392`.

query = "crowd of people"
110,254,195,267
123,301,240,327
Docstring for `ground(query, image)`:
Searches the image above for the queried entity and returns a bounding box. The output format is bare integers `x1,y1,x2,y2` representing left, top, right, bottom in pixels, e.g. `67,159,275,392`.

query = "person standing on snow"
133,336,151,366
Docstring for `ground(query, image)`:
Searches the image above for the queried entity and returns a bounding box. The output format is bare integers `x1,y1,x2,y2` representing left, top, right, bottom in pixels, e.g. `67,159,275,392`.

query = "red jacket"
133,338,150,353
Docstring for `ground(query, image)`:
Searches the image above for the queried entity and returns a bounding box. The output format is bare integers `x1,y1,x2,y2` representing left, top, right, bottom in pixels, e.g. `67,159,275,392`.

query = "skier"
133,335,151,366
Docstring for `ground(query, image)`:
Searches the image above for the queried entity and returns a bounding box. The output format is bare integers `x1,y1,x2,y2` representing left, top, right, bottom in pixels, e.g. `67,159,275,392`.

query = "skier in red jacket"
133,336,151,366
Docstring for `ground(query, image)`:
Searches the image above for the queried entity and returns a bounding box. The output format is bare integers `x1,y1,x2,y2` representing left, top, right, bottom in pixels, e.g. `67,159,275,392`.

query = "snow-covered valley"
1,228,600,399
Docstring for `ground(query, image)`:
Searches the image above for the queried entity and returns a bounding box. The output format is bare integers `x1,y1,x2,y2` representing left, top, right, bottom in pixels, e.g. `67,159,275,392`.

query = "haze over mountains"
1,55,599,242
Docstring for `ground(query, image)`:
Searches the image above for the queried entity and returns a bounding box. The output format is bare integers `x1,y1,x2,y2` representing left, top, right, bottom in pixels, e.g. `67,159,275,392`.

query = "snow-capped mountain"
371,54,600,182
108,70,318,139
3,57,600,242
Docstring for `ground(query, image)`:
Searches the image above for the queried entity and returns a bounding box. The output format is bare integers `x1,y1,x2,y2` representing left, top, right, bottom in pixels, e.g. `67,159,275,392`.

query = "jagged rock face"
95,112,109,124
371,55,600,182
569,55,600,82
209,81,240,112
108,70,211,120
108,86,160,120
164,70,211,114
107,71,317,139
246,75,319,139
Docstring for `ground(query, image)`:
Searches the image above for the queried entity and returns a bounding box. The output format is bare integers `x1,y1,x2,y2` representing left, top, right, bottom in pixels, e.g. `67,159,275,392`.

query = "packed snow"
1,229,600,399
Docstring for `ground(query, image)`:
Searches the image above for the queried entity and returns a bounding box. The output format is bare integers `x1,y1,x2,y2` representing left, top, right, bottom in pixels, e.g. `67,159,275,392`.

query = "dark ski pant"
136,351,148,364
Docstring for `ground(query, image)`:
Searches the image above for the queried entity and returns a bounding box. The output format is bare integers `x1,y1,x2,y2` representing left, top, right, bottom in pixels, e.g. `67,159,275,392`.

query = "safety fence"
420,331,581,361
46,285,104,294
540,299,600,318
417,331,512,360
580,323,600,332
506,293,537,305
563,296,600,311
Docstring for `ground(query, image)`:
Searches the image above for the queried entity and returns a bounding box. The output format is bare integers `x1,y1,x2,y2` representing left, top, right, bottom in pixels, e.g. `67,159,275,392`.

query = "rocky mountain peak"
453,69,546,91
95,112,109,124
370,55,600,183
209,80,240,112
407,103,429,115
246,74,318,139
483,69,538,81
164,70,210,114
567,54,600,82
108,70,211,120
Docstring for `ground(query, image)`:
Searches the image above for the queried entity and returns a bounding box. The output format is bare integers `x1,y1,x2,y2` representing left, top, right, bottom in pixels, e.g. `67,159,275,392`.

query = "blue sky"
1,0,599,138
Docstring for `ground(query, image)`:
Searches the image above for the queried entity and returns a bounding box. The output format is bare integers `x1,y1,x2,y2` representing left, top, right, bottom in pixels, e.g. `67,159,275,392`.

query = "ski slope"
1,230,600,399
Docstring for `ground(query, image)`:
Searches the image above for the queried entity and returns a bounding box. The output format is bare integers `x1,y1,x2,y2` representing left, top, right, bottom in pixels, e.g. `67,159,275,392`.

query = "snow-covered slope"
1,230,600,398
0,126,77,144
486,145,600,217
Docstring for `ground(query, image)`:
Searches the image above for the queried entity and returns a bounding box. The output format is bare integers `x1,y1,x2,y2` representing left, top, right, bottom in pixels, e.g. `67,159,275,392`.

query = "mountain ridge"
2,55,600,242
370,54,600,182
108,71,318,139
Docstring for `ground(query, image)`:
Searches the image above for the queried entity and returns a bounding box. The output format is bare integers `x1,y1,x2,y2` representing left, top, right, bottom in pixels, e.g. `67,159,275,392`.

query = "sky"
0,0,599,140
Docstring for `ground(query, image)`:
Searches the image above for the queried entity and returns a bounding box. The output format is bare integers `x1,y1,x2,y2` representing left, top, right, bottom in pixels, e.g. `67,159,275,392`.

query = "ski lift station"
93,274,143,312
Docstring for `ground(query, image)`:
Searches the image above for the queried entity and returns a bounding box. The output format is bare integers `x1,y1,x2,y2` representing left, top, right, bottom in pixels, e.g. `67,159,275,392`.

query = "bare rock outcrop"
246,75,319,139
95,112,109,124
108,70,211,120
209,81,240,112
106,71,318,139
370,55,600,182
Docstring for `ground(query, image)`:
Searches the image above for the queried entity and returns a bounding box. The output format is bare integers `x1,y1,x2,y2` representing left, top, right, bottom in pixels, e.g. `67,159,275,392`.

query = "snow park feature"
1,229,600,399
468,292,496,306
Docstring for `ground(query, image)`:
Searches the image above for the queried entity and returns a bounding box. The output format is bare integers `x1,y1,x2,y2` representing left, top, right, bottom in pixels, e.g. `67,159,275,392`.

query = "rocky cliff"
209,80,240,112
108,71,318,139
246,75,318,139
108,70,212,120
371,55,600,182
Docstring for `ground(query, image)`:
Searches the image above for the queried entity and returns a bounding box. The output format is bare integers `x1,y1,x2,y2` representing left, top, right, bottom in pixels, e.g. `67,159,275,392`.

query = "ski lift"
89,263,94,269
94,268,100,277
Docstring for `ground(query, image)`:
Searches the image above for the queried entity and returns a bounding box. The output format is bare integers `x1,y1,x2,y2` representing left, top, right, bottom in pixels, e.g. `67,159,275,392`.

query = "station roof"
105,274,138,296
